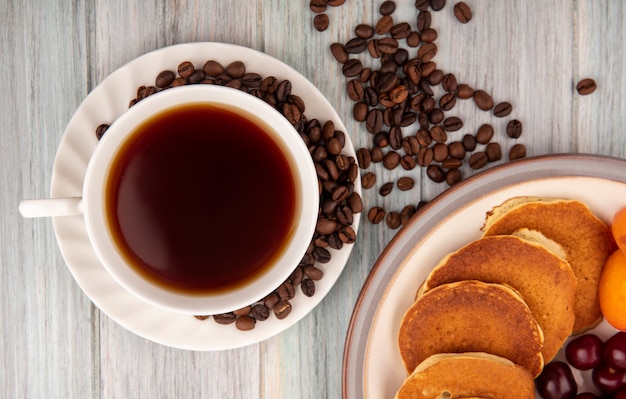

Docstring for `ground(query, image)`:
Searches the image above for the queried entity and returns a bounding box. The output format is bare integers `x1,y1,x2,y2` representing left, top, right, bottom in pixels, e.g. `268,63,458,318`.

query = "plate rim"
342,153,626,398
49,42,361,351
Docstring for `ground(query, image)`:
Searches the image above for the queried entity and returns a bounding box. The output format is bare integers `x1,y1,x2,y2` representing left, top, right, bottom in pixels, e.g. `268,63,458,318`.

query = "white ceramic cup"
19,85,319,315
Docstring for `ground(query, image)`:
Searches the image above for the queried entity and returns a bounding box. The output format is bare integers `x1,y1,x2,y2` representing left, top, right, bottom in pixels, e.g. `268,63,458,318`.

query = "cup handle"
19,197,84,218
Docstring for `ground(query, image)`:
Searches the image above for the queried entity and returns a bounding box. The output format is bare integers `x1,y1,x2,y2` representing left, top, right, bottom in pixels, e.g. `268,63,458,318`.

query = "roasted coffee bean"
310,0,327,13
327,0,346,5
345,37,367,54
213,313,237,325
427,164,446,183
276,80,292,103
342,59,363,77
391,22,411,39
171,77,186,87
421,96,436,113
366,109,384,133
194,315,210,321
273,300,292,320
401,155,417,170
509,143,527,160
456,84,474,99
338,225,357,243
406,31,421,47
357,148,372,169
430,125,447,143
400,205,417,225
443,116,463,131
370,147,384,163
313,13,330,31
383,151,401,169
250,304,269,321
353,102,368,121
506,119,523,138
235,316,256,331
379,182,394,196
368,206,386,224
486,142,502,161
493,101,512,117
416,128,432,146
233,305,252,316
242,72,262,88
352,25,372,41
432,143,449,162
277,281,296,300
330,43,349,63
415,0,430,11
364,87,379,106
420,28,438,43
226,61,246,78
177,61,195,78
290,264,305,286
430,0,446,11
386,212,402,229
462,133,477,151
468,151,488,169
448,141,466,159
576,78,597,95
427,69,444,85
155,70,176,88
376,72,400,93
375,15,394,35
389,126,403,149
301,279,316,297
441,73,458,93
327,233,342,250
418,42,437,62
473,89,494,110
283,103,301,124
379,0,396,15
397,176,415,191
416,9,432,31
377,38,399,55
347,192,364,213
442,157,462,169
313,247,331,263
367,40,381,58
417,147,434,166
453,1,472,23
439,93,456,111
419,78,435,96
446,168,462,186
389,85,408,104
316,217,337,235
475,123,494,144
263,292,280,309
332,185,350,202
95,124,109,140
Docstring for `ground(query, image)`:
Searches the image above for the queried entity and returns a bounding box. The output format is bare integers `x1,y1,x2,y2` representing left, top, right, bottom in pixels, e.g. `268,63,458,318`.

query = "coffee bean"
338,225,357,243
475,123,494,144
417,147,434,166
400,205,417,225
389,126,403,149
430,0,446,11
310,0,327,13
443,116,463,131
347,192,364,213
202,60,224,77
442,157,462,169
330,43,349,63
576,78,597,95
486,142,502,162
377,37,400,55
453,1,472,23
418,42,437,62
397,176,415,191
509,143,527,160
264,292,280,309
177,61,195,78
233,305,252,316
226,61,246,79
446,168,462,186
439,93,457,111
353,102,368,121
355,24,374,39
213,313,237,325
441,73,458,93
416,10,432,31
386,212,402,229
342,59,363,77
430,125,448,143
379,182,394,196
366,109,384,133
406,31,421,47
277,281,296,300
468,151,488,169
429,108,444,124
314,13,330,31
401,155,417,170
235,316,256,331
391,22,412,39
432,143,449,162
312,247,331,263
370,147,384,163
462,133,477,151
375,15,394,35
345,37,367,54
493,102,513,117
379,0,396,15
448,141,466,159
456,84,474,99
316,217,337,235
327,0,346,5
420,28,438,43
426,164,446,183
473,89,494,111
506,119,523,138
301,279,316,297
427,69,444,85
194,315,210,321
383,151,401,169
273,300,292,320
415,0,430,11
356,148,372,169
368,206,386,224
155,70,175,88
95,124,109,140
250,304,269,321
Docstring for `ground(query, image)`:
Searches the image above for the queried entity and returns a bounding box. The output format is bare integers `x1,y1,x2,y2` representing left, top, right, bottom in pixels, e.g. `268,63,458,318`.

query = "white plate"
50,42,360,351
343,154,626,398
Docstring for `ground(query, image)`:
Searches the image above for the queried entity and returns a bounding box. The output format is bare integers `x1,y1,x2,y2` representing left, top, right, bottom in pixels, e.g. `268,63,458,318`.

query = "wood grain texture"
1,1,625,398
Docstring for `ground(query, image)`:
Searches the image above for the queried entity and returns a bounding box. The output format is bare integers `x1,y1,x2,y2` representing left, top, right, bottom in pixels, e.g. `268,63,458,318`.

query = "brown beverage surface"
106,102,297,295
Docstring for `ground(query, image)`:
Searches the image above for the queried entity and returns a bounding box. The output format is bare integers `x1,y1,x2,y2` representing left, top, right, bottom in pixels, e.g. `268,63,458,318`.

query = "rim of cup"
83,85,319,315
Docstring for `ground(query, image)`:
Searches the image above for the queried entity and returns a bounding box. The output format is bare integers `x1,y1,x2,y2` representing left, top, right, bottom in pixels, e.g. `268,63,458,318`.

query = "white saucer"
50,42,360,351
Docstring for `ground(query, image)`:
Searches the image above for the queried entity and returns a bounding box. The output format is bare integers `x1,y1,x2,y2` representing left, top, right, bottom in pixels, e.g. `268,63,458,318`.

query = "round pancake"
398,280,544,376
394,352,535,399
418,234,576,363
481,197,612,332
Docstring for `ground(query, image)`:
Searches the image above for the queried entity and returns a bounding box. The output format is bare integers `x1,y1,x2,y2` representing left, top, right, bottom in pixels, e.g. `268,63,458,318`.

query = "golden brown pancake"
418,233,576,363
398,280,544,377
481,197,612,332
394,352,535,399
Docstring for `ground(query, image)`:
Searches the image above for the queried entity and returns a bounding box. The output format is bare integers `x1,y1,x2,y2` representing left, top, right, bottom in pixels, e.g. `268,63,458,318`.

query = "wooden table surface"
2,1,625,398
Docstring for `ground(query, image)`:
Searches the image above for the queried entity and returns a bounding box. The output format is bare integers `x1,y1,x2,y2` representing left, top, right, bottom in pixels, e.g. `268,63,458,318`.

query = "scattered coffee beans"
453,2,472,23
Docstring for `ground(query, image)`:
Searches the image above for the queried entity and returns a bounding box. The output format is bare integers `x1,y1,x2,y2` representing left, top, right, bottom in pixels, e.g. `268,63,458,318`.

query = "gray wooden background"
1,1,625,398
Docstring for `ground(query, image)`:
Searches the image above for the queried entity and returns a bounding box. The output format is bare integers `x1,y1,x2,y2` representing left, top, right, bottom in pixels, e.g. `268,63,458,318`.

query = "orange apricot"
599,249,626,331
612,206,626,255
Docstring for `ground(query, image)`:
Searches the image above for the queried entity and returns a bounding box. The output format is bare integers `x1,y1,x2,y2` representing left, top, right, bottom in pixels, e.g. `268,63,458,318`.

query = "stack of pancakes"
394,197,613,399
